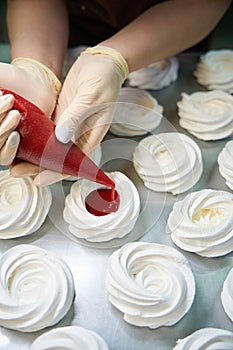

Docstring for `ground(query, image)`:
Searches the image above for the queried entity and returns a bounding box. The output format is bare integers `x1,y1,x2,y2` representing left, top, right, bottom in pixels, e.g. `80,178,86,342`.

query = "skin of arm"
101,0,232,73
7,0,69,78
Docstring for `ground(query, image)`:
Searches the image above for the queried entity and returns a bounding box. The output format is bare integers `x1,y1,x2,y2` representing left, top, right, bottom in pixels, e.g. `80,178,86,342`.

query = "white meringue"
168,189,233,257
0,170,52,239
218,140,233,190
106,242,195,329
127,56,179,90
63,171,140,243
221,268,233,322
31,326,109,350
109,87,163,136
0,244,74,332
173,328,233,349
193,49,233,93
133,133,203,194
177,90,233,140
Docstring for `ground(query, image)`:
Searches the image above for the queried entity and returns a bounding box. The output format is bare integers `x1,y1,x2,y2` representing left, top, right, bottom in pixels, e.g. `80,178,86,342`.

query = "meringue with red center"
221,268,233,322
177,90,233,140
167,189,233,257
105,242,195,328
110,87,163,136
0,244,74,332
133,132,203,194
127,56,179,90
0,170,52,239
173,328,233,349
217,140,233,190
31,326,109,350
63,171,140,243
193,49,233,93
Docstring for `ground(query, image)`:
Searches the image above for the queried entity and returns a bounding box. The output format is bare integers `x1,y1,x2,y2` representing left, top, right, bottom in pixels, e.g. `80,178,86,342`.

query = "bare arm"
7,0,69,77
101,0,232,72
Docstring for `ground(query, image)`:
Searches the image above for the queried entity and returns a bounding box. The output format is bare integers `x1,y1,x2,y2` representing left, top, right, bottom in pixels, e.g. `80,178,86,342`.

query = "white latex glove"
54,45,128,153
0,93,20,165
34,45,128,186
0,58,61,175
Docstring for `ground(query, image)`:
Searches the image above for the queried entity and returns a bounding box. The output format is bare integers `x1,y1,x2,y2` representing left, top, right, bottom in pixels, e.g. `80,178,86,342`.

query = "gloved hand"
0,93,20,165
34,45,128,186
54,45,129,154
0,58,61,176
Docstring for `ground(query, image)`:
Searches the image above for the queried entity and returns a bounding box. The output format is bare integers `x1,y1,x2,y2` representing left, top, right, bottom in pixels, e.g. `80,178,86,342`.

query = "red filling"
85,188,120,216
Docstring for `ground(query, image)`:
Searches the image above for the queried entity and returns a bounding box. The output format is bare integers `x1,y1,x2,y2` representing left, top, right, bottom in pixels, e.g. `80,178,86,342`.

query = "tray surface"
0,53,232,350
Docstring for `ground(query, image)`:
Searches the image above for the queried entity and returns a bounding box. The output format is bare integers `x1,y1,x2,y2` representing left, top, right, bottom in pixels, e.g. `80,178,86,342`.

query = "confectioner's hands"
34,46,128,187
0,93,20,165
0,58,61,176
54,46,129,154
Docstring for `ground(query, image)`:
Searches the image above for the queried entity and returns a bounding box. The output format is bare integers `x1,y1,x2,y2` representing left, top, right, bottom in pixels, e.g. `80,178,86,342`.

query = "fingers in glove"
10,160,40,177
0,131,20,165
34,169,70,186
55,101,114,146
77,123,110,154
75,103,116,153
55,97,86,143
0,94,15,122
0,110,21,148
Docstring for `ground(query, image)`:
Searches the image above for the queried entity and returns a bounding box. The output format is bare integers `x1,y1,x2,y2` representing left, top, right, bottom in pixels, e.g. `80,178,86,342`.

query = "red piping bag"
0,88,115,189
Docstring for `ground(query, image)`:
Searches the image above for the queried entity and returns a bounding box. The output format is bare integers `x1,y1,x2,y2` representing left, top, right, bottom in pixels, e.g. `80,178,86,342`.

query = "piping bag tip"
0,87,115,190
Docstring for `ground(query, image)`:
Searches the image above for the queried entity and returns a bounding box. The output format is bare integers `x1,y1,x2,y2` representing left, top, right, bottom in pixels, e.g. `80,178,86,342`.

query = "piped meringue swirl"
105,242,195,328
193,49,233,93
31,326,109,350
177,91,233,140
63,172,140,243
0,170,52,239
133,133,203,194
217,140,233,190
173,328,233,350
221,268,233,322
109,87,163,136
0,244,74,332
168,189,233,257
127,56,179,90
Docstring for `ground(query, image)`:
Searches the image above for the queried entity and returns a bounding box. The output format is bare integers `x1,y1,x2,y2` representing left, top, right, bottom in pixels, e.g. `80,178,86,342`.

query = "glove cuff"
11,58,62,96
81,45,129,81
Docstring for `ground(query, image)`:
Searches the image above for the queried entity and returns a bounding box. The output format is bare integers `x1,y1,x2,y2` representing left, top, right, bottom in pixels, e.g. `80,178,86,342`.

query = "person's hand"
0,58,61,176
34,46,128,187
0,93,20,165
54,45,128,154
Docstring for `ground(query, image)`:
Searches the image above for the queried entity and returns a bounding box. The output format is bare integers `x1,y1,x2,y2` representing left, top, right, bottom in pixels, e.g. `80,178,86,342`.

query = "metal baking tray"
0,53,232,349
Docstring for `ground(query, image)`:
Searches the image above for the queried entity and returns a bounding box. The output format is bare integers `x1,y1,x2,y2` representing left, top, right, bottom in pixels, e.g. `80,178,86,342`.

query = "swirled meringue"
0,244,74,332
133,133,203,194
31,326,109,350
63,171,140,243
173,328,233,350
109,88,163,136
0,170,52,239
217,140,233,190
177,91,233,140
127,56,179,90
105,242,195,328
167,189,233,257
221,268,233,322
193,49,233,93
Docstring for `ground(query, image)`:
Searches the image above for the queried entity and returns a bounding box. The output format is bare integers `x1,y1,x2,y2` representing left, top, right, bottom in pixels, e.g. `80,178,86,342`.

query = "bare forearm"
101,0,232,72
7,0,69,77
